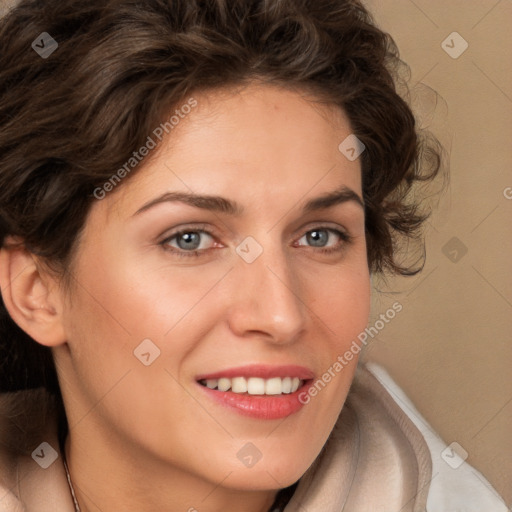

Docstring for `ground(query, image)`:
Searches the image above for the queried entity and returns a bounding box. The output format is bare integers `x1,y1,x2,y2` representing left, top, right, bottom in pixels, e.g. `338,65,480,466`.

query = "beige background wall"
362,0,512,504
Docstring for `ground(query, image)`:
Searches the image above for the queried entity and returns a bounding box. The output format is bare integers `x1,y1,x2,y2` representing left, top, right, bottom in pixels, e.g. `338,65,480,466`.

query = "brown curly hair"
0,0,443,394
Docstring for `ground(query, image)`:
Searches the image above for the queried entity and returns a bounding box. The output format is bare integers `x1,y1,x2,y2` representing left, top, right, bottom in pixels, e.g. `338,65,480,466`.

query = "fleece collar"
284,365,432,511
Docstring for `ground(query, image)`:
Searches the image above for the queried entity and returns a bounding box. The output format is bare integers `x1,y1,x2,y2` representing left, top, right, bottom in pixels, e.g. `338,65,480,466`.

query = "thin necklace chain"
63,458,81,512
63,457,288,512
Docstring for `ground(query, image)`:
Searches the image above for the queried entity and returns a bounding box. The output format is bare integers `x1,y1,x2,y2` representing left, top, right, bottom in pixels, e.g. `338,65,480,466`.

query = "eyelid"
159,223,218,243
293,221,351,240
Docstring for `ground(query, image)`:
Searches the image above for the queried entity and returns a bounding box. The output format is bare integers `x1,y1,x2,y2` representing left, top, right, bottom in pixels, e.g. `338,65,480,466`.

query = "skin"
0,83,371,512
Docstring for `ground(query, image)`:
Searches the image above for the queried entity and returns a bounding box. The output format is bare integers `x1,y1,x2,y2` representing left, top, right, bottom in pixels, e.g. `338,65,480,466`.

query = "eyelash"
160,224,352,259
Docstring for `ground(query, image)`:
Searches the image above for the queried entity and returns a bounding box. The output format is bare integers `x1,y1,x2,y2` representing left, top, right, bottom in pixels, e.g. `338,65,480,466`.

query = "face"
55,84,370,494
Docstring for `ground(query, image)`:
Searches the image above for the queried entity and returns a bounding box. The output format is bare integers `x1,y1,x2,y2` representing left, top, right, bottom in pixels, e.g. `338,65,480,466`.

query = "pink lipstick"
196,365,314,420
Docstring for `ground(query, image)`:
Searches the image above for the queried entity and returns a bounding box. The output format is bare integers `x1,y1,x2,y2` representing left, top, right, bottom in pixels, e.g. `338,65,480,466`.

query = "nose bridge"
227,236,306,342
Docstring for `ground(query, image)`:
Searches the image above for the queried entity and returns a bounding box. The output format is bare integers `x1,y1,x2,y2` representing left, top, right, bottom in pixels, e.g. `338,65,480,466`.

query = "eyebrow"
133,184,364,217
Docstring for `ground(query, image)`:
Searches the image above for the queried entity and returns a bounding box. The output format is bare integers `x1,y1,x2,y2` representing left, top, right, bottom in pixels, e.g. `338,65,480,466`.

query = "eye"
296,227,350,252
161,229,217,255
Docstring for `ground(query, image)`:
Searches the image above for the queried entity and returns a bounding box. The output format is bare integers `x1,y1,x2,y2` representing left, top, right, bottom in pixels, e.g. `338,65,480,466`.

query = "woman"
0,1,507,511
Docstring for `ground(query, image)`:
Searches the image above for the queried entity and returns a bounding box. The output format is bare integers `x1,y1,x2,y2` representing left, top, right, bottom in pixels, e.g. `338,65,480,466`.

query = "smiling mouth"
196,367,313,419
198,376,304,395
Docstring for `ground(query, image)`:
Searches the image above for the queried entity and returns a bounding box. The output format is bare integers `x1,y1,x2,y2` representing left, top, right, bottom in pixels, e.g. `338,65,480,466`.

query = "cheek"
329,272,371,351
309,257,371,347
297,259,371,418
69,247,220,339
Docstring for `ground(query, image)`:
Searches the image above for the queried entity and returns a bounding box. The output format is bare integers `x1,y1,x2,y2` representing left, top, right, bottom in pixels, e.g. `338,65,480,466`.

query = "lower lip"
198,382,311,420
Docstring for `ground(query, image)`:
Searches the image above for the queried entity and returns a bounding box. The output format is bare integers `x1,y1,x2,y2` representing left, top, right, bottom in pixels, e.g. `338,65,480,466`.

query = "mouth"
195,365,314,420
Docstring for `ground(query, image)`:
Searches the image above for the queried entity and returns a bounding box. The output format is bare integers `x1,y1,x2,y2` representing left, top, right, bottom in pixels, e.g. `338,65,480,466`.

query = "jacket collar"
284,365,432,511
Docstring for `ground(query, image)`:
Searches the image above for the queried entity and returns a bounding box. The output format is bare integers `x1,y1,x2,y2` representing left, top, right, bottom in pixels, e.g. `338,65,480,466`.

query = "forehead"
103,83,362,220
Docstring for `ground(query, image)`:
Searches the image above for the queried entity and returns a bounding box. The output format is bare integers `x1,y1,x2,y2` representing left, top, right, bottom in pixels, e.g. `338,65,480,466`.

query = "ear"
0,239,66,347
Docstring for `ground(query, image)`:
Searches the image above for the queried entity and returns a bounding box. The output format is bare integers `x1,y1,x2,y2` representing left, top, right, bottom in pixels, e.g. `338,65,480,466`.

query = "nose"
225,244,307,345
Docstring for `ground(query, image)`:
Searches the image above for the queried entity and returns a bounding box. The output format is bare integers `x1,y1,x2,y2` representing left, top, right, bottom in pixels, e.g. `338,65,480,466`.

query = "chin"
208,443,317,491
219,462,307,491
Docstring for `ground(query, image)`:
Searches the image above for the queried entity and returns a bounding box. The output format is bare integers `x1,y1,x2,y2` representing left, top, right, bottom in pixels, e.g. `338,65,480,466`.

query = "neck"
64,433,279,512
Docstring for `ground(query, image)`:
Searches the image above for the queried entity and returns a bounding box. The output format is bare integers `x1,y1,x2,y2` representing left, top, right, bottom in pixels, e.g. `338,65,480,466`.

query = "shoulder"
363,362,508,512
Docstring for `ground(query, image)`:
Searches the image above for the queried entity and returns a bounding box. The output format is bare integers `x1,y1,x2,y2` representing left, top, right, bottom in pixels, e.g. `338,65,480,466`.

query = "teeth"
206,379,217,389
247,377,265,395
231,377,248,393
200,376,304,395
217,378,231,392
265,377,282,395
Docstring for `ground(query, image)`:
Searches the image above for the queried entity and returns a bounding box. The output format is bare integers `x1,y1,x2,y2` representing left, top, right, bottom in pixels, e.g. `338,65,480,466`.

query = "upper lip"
196,364,315,381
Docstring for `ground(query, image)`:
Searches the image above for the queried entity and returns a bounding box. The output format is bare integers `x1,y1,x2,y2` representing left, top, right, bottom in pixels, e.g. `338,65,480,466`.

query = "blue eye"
162,229,216,257
297,228,349,251
304,229,330,247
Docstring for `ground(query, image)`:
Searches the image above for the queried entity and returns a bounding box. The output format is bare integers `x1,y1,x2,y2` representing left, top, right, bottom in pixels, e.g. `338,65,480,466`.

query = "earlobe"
0,240,67,347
